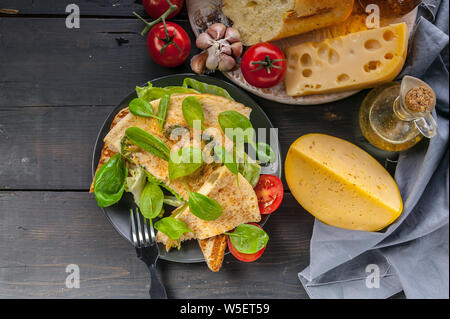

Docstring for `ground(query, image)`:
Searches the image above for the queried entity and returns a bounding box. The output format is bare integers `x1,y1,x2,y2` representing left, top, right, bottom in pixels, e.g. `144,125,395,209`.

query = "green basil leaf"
168,147,203,181
237,153,261,188
213,145,239,184
157,95,170,132
218,110,254,144
154,217,192,240
125,127,170,161
182,96,204,129
188,192,223,221
129,97,157,118
226,224,269,254
139,183,164,219
182,78,234,100
256,142,276,163
136,82,198,102
94,154,127,208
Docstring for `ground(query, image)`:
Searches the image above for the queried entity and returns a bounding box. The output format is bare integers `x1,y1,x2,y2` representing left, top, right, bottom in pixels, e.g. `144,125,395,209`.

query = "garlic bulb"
191,23,243,74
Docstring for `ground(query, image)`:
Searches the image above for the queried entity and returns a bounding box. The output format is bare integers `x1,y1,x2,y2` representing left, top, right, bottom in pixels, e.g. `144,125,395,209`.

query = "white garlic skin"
218,53,236,72
191,51,208,74
230,42,243,58
225,27,241,43
207,23,227,40
205,45,220,70
193,23,242,74
195,32,214,50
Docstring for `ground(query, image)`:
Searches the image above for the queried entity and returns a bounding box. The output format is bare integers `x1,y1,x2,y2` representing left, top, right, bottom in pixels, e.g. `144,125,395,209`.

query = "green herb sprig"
225,224,269,254
218,110,276,164
94,154,128,207
125,127,170,161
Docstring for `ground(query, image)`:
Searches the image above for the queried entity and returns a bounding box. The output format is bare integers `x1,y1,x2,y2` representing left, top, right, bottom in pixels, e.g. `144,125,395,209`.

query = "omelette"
91,92,262,272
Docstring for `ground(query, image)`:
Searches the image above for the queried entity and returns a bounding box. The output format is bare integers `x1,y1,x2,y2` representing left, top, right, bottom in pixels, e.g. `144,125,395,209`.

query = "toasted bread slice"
199,235,228,272
222,0,354,45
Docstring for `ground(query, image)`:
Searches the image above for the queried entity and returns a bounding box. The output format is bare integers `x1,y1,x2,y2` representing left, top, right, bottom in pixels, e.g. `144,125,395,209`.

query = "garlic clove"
219,40,232,56
230,42,243,58
207,23,227,40
225,27,241,43
195,32,214,50
218,53,236,72
191,51,208,74
206,45,220,70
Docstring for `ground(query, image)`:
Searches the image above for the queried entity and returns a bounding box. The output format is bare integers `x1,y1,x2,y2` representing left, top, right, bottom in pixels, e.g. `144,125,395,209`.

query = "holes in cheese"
285,134,403,232
285,23,409,97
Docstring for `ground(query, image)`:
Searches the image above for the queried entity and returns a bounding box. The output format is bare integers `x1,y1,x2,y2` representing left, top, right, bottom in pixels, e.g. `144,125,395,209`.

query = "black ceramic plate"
92,74,281,263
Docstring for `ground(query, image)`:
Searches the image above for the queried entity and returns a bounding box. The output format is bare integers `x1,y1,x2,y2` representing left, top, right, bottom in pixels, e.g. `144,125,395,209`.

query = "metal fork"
130,208,167,299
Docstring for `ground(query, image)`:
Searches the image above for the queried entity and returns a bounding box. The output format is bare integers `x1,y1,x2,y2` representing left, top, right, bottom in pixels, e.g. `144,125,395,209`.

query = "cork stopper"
405,86,435,113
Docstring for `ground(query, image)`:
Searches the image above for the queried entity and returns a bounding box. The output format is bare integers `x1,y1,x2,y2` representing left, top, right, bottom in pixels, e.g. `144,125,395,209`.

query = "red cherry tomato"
254,175,284,215
241,43,287,88
147,22,191,68
227,223,267,262
143,0,184,20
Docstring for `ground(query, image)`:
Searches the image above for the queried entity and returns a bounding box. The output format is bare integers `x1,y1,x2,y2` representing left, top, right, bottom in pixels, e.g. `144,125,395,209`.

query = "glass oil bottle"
359,76,437,152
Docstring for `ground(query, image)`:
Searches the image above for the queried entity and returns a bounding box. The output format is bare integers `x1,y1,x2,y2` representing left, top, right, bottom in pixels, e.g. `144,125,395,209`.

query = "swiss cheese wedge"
285,134,403,231
285,23,408,96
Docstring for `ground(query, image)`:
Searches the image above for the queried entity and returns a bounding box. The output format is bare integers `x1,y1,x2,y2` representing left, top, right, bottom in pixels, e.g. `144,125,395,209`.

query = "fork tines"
130,208,154,248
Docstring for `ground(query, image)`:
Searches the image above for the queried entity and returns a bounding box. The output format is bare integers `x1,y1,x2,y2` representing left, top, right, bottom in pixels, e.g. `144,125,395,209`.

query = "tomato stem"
133,0,179,36
250,55,285,74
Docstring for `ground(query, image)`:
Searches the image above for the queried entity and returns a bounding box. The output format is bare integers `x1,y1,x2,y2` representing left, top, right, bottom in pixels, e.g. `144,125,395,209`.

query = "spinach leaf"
139,183,164,219
225,224,269,254
188,191,223,221
213,145,239,184
218,110,254,144
168,147,203,181
182,96,204,129
125,127,170,161
129,97,163,120
256,142,277,164
182,78,234,100
219,111,276,164
154,217,192,240
94,154,128,208
157,95,170,132
237,152,261,188
136,82,198,102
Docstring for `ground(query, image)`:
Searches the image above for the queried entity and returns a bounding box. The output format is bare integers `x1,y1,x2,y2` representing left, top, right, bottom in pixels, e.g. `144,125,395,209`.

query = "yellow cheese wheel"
285,134,403,231
285,23,409,96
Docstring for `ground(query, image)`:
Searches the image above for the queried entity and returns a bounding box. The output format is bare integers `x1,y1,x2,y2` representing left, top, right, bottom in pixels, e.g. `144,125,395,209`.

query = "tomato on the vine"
227,223,267,262
254,175,284,215
147,22,191,68
143,0,184,20
241,43,287,88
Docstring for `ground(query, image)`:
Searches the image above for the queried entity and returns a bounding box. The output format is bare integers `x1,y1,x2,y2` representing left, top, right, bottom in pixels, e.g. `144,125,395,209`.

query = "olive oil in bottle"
359,76,437,152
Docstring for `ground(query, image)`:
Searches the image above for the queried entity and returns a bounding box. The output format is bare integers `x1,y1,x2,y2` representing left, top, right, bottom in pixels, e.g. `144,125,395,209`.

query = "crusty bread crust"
222,0,354,45
274,0,354,42
199,235,228,272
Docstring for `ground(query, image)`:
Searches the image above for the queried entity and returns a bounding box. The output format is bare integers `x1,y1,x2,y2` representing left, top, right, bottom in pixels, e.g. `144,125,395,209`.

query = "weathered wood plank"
0,95,362,190
0,18,196,108
0,0,188,18
0,191,313,299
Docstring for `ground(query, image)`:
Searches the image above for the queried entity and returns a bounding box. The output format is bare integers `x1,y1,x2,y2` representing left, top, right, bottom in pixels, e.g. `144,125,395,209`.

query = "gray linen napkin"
298,0,449,299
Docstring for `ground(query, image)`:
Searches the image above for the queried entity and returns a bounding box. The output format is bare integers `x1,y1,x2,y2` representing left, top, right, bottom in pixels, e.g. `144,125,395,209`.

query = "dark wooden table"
0,1,406,299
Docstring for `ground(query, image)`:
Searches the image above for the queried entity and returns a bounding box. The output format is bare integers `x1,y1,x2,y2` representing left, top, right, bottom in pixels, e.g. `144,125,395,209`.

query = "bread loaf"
222,0,354,45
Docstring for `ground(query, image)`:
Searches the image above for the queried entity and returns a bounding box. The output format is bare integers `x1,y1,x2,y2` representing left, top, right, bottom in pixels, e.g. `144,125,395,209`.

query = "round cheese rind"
285,134,403,231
